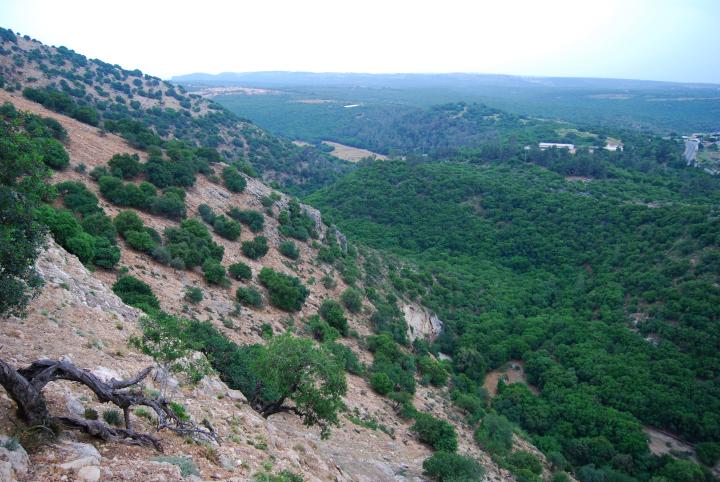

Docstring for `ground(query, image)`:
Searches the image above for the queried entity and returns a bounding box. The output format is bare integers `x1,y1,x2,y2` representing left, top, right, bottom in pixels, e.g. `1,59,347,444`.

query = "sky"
1,0,718,83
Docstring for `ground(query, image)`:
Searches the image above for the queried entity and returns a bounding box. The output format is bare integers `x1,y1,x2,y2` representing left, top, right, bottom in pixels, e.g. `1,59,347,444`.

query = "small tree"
247,334,346,438
279,240,300,260
236,286,263,308
259,267,308,312
222,166,246,193
412,412,458,452
422,452,484,481
130,313,210,396
319,299,348,335
228,262,252,280
370,372,393,395
241,236,269,260
340,287,363,313
202,259,228,286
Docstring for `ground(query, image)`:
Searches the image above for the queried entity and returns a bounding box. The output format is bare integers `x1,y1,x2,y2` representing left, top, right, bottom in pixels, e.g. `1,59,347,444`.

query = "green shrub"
168,401,190,421
164,219,224,269
184,287,203,304
370,372,394,395
222,166,246,193
202,259,228,286
422,451,484,481
507,451,542,475
228,208,264,232
125,229,156,253
108,153,142,179
241,236,269,260
412,412,458,452
324,342,364,375
112,275,160,312
417,356,449,387
279,240,300,260
150,191,186,220
212,215,241,240
307,315,340,342
228,262,252,280
319,299,348,336
37,137,69,170
82,213,117,242
340,288,363,313
114,210,145,237
92,237,120,269
474,413,514,456
65,232,96,263
236,286,263,308
198,203,216,224
258,267,309,312
151,456,200,477
56,181,101,216
84,408,99,420
102,409,123,426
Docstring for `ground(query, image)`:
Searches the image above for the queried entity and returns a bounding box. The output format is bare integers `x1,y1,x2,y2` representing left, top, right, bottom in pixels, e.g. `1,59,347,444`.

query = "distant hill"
0,30,351,194
173,71,720,133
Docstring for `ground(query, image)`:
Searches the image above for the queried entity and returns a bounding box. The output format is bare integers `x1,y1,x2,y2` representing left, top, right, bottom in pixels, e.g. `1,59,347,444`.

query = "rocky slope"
0,29,555,482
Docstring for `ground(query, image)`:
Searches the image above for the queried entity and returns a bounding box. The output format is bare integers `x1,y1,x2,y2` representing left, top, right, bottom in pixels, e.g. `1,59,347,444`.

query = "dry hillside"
0,89,542,481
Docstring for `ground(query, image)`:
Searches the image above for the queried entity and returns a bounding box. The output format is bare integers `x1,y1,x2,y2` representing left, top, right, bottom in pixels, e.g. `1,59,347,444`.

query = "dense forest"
309,157,720,481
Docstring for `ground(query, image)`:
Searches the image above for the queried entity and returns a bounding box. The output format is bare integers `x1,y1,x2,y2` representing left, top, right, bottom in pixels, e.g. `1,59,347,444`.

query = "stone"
59,456,98,470
0,435,29,480
218,453,235,471
77,465,101,482
226,389,247,403
91,366,121,383
65,394,85,416
63,442,101,461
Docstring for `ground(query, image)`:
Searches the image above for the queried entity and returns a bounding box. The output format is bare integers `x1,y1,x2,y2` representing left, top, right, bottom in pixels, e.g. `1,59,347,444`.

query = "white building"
539,142,576,153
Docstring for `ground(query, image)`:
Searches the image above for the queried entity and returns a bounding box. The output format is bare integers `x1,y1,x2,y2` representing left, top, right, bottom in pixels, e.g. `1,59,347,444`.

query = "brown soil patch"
322,141,387,162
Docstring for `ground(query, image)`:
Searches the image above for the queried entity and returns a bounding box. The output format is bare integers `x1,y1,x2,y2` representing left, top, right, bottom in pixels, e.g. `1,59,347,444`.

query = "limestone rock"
0,435,29,481
77,465,101,482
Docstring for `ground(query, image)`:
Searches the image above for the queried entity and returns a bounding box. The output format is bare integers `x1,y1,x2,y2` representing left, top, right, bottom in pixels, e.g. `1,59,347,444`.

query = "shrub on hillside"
151,191,186,220
422,452,484,482
340,287,363,313
222,166,246,193
55,181,101,216
370,372,394,395
279,240,300,260
114,210,145,237
319,299,348,336
412,412,458,452
241,236,269,260
212,215,241,241
306,315,340,342
125,229,156,253
184,287,203,304
228,262,252,280
202,259,228,286
81,213,117,242
164,219,224,269
236,286,263,308
258,267,308,312
228,208,264,232
474,413,514,456
112,275,160,312
108,153,142,179
37,137,69,170
198,204,216,224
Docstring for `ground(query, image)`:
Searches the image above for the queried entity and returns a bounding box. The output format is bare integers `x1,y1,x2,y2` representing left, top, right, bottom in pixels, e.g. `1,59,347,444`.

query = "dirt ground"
322,141,388,162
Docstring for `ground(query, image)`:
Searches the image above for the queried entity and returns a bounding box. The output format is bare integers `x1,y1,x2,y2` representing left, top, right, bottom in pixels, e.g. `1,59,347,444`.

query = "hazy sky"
1,0,718,83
